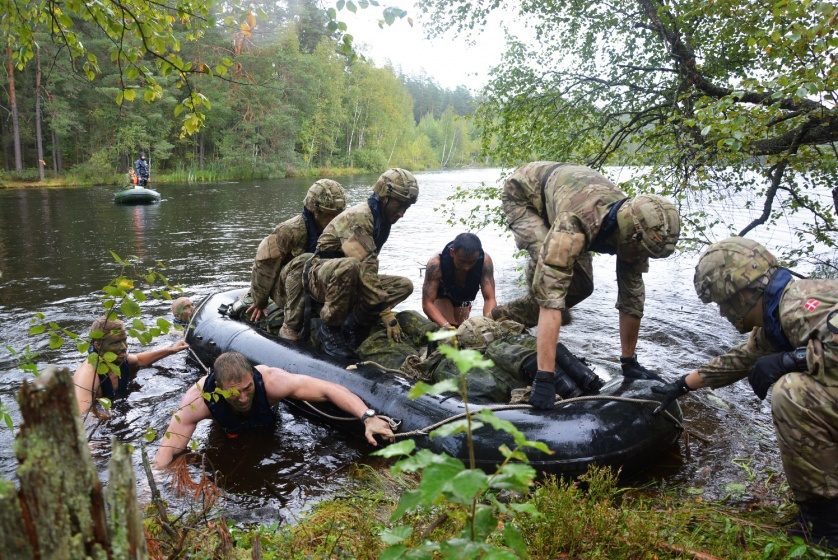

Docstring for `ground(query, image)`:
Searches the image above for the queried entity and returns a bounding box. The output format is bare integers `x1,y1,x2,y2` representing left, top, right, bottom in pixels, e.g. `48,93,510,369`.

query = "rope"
187,346,210,374
300,401,402,431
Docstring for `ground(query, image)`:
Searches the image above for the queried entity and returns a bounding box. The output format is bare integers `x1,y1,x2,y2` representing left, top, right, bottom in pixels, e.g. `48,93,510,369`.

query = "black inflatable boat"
186,289,683,475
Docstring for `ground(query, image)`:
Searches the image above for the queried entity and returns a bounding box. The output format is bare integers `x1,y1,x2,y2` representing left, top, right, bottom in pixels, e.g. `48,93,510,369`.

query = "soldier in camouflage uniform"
496,162,680,409
307,169,418,359
653,237,838,548
242,179,346,341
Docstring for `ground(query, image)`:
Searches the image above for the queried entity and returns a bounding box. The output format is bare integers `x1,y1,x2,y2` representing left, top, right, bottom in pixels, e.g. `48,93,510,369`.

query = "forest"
0,0,484,185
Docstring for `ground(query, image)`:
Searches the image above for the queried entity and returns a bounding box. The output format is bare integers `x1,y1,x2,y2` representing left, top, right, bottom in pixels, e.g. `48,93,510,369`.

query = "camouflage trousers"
491,254,593,327
236,253,310,338
771,372,838,501
307,256,413,326
497,180,594,326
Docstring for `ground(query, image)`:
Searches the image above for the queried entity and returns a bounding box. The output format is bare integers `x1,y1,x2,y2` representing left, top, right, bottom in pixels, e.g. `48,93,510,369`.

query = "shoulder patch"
803,298,821,312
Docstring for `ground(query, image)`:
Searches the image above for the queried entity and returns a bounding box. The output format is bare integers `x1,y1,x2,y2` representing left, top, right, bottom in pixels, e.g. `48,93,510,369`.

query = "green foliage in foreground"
146,465,833,559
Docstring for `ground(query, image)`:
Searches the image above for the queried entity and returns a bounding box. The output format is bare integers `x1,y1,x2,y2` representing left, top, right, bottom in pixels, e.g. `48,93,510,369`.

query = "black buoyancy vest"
367,194,392,252
588,198,629,255
96,358,135,399
763,268,794,352
301,208,319,253
438,241,484,307
203,367,278,436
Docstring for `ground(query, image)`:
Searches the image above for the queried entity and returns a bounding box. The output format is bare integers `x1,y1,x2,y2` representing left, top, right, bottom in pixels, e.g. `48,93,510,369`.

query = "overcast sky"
335,0,510,92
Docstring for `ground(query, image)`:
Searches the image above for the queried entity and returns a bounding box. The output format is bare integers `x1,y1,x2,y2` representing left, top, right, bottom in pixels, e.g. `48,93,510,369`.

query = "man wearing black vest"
153,351,394,469
422,233,496,329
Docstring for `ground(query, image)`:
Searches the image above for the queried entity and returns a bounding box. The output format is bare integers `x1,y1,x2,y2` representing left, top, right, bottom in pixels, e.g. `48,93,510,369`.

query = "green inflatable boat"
114,186,161,204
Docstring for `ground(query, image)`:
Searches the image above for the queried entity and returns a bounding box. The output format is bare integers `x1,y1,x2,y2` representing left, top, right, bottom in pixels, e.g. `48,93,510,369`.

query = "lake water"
0,167,811,523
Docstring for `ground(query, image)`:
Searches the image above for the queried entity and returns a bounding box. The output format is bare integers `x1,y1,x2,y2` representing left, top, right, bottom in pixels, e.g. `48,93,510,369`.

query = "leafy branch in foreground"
373,332,550,559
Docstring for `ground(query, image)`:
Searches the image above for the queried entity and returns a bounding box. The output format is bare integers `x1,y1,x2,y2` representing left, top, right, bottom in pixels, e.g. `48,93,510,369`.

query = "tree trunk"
51,127,62,173
198,132,205,168
6,45,23,172
107,441,148,559
0,479,34,558
34,48,45,181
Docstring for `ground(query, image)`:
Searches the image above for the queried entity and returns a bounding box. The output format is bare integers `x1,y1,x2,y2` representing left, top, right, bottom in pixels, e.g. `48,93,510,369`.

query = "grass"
143,464,835,560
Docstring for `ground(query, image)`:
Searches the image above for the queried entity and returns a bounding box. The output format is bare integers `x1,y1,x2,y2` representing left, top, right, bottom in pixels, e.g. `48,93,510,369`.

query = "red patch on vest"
804,299,820,312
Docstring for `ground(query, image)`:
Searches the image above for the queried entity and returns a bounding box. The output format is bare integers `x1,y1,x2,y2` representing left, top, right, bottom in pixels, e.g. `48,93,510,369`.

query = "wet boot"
522,353,582,399
318,322,356,360
797,499,838,549
555,342,603,395
343,312,371,348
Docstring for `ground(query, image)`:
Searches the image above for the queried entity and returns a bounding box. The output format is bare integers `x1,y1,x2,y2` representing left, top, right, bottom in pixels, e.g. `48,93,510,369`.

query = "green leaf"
508,502,541,517
132,289,147,302
3,413,13,430
77,341,90,354
426,329,457,342
143,426,157,442
503,523,527,558
28,324,46,335
102,351,118,363
472,504,496,541
438,346,493,375
390,489,423,520
490,463,536,493
447,469,488,502
123,89,136,102
379,545,409,560
408,379,458,399
97,397,112,410
379,525,412,545
372,439,416,458
48,333,63,349
430,419,483,439
336,0,345,9
121,299,142,318
346,1,357,12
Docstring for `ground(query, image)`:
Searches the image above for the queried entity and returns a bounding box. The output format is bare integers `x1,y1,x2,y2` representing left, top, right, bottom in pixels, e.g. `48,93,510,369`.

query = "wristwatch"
360,408,377,422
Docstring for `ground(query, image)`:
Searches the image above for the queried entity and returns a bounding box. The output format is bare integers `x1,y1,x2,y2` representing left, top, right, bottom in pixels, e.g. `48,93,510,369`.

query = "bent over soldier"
243,179,346,341
496,162,680,408
307,169,418,360
653,237,838,548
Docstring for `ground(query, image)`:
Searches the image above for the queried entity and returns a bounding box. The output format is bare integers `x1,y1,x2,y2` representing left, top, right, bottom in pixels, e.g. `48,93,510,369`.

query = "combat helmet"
373,168,419,205
694,236,777,332
616,194,680,259
456,316,524,349
304,179,346,215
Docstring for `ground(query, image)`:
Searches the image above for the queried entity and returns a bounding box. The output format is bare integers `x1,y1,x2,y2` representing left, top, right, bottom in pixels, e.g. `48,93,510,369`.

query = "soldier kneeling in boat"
421,232,497,329
233,179,347,342
153,351,395,469
73,315,189,417
653,237,838,548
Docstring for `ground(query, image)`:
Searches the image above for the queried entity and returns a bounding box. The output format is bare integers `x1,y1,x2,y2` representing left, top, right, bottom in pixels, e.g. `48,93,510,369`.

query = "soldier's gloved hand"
620,355,663,381
651,375,691,415
529,370,557,410
380,309,404,343
748,348,807,400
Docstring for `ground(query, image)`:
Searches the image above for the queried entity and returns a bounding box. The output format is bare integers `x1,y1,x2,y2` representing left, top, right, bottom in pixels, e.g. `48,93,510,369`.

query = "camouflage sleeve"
250,226,294,308
532,212,586,310
696,327,776,388
615,257,648,318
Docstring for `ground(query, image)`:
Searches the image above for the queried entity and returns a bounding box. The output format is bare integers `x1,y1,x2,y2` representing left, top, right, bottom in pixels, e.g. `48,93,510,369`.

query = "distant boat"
114,186,161,205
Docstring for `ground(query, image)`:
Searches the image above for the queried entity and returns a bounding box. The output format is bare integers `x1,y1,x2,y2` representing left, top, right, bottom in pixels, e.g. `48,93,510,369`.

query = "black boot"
555,343,604,395
798,499,838,549
318,322,356,360
343,312,371,348
553,369,583,399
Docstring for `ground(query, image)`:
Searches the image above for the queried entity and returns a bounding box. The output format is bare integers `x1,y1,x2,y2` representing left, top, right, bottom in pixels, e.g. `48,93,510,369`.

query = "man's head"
91,316,128,364
615,194,680,261
448,233,483,272
373,168,419,225
213,351,255,413
139,152,146,161
694,236,777,333
304,179,347,229
171,297,194,323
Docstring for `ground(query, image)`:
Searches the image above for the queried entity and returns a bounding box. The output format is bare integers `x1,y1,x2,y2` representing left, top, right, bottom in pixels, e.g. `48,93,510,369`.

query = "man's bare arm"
154,378,212,469
422,257,450,326
72,360,100,416
480,253,497,317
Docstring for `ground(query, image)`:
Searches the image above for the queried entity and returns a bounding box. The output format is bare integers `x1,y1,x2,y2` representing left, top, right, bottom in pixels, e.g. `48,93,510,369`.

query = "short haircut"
213,351,252,388
90,316,125,349
171,297,193,321
451,233,482,255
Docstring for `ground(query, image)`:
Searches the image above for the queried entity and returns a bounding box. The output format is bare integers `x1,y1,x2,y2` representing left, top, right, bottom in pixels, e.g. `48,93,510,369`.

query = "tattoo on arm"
482,259,495,291
423,260,441,301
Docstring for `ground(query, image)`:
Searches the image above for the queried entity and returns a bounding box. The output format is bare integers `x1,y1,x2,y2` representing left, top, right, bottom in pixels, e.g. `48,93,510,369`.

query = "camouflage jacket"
250,214,309,309
514,162,648,316
313,201,389,303
698,278,838,388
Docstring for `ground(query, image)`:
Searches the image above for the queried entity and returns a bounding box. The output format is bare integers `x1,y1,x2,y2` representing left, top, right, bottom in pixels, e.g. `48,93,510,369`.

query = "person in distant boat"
134,152,150,186
653,237,838,548
73,315,189,416
422,233,496,329
306,169,418,360
237,179,346,342
153,351,395,469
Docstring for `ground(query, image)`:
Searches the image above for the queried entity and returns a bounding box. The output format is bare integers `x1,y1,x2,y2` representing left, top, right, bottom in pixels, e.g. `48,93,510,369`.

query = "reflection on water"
0,168,815,521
